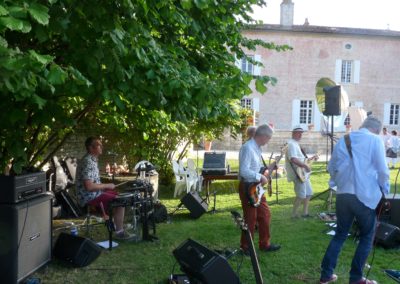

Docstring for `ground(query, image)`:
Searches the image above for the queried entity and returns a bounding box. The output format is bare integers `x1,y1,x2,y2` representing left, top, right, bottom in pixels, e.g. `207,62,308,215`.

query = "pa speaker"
375,222,400,249
0,194,52,284
53,233,101,267
181,192,208,219
323,85,341,116
173,239,240,284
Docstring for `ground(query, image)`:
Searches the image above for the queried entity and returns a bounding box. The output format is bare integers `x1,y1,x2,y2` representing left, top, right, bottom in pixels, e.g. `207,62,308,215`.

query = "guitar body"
247,144,288,204
293,153,320,182
246,182,265,207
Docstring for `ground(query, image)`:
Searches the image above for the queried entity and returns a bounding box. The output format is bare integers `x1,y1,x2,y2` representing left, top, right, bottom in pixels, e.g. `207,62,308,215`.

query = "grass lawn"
34,162,400,283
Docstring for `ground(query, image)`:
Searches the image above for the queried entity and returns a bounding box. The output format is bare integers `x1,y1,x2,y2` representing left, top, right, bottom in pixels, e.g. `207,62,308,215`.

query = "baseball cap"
292,125,305,132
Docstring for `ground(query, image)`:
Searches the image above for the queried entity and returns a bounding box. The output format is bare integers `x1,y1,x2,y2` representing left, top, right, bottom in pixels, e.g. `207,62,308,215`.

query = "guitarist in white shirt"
238,124,281,255
285,126,316,219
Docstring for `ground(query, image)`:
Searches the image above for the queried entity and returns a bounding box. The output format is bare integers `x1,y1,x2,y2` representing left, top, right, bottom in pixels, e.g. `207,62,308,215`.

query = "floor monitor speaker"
388,197,400,228
173,239,240,284
375,222,400,249
181,192,208,219
0,194,52,284
53,233,101,267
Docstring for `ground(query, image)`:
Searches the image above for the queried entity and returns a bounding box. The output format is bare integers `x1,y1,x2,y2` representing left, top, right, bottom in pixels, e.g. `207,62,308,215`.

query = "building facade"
214,0,400,152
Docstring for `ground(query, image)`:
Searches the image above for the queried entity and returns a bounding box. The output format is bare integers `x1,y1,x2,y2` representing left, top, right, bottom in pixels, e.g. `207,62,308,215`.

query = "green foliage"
0,0,290,174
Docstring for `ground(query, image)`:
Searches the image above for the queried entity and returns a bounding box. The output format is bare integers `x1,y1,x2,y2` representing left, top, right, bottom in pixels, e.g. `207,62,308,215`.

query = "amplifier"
202,152,227,175
0,172,47,204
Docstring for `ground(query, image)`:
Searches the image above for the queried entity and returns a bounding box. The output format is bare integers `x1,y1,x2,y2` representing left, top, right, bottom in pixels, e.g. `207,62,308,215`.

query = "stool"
81,204,107,238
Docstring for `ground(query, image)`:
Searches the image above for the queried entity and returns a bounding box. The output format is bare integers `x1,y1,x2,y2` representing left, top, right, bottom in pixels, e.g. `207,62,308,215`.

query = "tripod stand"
311,186,336,213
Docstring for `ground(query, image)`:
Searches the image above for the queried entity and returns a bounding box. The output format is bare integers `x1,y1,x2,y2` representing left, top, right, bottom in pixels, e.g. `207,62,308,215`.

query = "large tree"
0,0,289,173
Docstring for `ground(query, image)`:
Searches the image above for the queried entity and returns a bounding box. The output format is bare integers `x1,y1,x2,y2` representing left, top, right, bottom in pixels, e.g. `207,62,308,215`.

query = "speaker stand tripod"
168,192,209,221
312,187,336,213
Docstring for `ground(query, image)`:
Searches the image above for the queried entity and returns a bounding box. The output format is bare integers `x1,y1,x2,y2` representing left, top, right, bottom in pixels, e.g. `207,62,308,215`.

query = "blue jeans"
320,194,376,283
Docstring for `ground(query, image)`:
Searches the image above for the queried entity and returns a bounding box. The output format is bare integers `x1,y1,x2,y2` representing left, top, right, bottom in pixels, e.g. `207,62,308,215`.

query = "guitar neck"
244,230,264,284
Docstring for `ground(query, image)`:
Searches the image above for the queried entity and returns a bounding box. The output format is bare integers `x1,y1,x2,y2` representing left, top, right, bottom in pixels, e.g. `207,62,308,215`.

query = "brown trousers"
239,181,271,250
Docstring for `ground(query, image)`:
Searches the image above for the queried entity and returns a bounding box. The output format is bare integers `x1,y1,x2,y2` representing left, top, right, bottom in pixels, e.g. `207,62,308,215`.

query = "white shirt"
285,138,305,182
239,139,263,182
328,128,390,209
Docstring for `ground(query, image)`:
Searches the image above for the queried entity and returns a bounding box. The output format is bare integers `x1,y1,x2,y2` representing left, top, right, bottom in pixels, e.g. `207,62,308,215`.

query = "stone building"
213,0,400,153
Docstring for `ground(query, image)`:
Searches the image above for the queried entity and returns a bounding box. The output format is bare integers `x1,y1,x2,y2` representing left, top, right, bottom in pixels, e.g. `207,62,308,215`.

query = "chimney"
280,0,294,27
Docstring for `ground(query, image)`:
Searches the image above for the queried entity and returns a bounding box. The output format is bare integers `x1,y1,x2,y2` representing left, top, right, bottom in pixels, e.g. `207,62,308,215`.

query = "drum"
111,192,134,207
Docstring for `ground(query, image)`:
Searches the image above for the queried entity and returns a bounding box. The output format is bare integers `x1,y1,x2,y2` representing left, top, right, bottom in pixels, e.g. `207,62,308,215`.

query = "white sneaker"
320,274,338,284
114,230,135,240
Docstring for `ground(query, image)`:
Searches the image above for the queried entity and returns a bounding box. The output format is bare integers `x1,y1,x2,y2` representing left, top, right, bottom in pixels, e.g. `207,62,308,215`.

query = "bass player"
238,124,281,255
285,126,318,219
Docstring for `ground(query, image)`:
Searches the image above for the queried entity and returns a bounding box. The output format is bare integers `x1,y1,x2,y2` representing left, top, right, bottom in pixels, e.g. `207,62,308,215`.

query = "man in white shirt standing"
238,124,281,254
319,116,389,284
285,126,316,218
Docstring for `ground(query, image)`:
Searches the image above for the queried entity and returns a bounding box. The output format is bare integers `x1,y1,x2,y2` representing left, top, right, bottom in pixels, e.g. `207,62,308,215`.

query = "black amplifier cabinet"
202,152,227,175
0,194,52,283
0,172,46,204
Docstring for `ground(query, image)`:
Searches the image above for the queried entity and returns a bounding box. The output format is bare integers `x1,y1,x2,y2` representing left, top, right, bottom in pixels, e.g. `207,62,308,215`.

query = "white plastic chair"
172,160,193,197
187,159,203,192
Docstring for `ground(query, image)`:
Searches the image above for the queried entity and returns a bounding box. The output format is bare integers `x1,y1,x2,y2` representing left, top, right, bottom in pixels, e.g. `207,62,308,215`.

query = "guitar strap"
344,134,353,159
260,155,267,168
300,147,308,159
343,134,388,212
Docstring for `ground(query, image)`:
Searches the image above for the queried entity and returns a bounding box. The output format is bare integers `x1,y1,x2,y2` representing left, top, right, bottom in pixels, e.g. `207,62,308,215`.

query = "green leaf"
0,16,23,31
194,0,208,9
32,94,47,109
255,78,267,94
180,0,192,10
47,64,67,85
0,5,8,16
28,3,49,25
29,50,53,65
0,35,7,47
20,20,32,33
69,67,92,87
146,69,155,79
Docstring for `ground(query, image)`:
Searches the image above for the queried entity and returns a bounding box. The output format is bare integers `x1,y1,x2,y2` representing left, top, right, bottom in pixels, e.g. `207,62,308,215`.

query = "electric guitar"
294,152,320,182
231,211,263,284
247,144,288,207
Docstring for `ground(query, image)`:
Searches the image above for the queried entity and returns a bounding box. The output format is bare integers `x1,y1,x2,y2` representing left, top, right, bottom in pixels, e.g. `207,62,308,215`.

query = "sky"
251,0,400,31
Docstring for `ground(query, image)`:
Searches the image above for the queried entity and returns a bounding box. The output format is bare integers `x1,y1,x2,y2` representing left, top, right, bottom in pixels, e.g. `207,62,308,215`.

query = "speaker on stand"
0,194,52,283
323,85,342,155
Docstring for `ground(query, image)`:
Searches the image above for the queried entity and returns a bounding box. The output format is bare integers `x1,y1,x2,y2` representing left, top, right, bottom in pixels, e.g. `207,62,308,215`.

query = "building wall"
242,28,400,132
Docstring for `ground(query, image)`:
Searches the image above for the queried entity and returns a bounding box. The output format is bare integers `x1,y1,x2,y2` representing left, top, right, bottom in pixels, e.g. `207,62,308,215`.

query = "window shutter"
313,101,321,131
292,99,300,127
234,56,241,69
335,59,342,83
383,102,391,125
354,60,360,84
252,97,260,112
253,55,261,76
